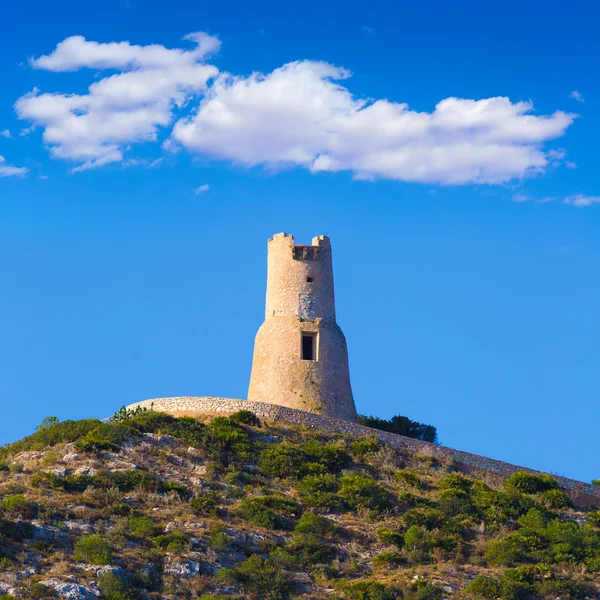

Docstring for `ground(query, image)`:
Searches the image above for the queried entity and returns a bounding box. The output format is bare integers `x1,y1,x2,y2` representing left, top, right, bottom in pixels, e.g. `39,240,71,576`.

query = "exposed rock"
63,453,81,462
41,578,100,599
163,558,212,578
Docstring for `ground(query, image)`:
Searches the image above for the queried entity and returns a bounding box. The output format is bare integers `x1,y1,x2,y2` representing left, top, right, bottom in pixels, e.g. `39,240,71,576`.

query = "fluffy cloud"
16,34,577,185
564,194,600,207
171,61,575,185
0,156,28,177
0,130,12,138
15,33,219,171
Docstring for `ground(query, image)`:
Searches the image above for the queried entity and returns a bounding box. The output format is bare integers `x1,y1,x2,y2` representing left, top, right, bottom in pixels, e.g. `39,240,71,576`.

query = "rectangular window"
301,332,317,361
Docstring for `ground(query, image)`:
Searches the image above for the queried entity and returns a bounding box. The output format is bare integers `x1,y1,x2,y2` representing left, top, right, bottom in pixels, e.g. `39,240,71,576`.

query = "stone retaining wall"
127,396,600,507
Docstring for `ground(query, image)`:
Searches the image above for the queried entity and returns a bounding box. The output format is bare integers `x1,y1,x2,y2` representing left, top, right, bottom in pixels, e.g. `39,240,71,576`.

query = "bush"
190,491,220,515
238,495,302,529
129,516,159,537
358,414,438,443
535,579,591,599
372,549,404,567
394,470,423,489
350,437,382,457
260,441,350,479
297,474,342,511
592,479,600,487
209,531,231,552
334,579,401,600
219,555,293,600
283,532,337,566
406,583,444,600
153,531,189,553
377,527,404,548
465,575,502,598
505,472,558,494
228,410,261,426
98,572,134,600
484,533,531,566
338,474,391,514
539,489,573,510
294,512,334,536
1,495,37,519
74,534,113,565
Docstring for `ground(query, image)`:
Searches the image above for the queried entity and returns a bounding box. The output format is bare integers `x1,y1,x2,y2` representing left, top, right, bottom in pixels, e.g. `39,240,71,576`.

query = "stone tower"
248,233,357,422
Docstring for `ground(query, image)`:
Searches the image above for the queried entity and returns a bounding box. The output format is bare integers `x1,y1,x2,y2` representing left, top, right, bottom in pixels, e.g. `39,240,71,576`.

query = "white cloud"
564,194,600,207
0,156,28,177
193,183,209,194
171,61,576,185
16,35,578,185
0,130,12,138
569,91,584,102
15,33,219,171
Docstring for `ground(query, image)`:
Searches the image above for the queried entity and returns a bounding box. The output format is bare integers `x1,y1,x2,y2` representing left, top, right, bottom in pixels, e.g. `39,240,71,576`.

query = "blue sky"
1,0,599,482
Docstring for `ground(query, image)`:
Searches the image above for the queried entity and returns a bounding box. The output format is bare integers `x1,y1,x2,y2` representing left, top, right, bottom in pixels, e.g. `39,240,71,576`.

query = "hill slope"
0,410,599,600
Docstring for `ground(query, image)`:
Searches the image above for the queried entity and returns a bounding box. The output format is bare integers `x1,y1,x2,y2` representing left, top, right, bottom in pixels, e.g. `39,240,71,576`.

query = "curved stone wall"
127,396,600,507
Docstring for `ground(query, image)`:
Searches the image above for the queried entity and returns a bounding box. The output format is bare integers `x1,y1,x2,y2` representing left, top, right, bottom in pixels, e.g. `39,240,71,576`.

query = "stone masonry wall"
127,396,600,507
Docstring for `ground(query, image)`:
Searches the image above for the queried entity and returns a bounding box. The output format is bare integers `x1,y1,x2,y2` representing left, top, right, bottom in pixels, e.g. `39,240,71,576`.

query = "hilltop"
1,409,599,600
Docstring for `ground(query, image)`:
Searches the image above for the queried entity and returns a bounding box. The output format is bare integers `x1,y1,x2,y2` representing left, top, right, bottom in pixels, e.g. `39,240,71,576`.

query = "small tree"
36,416,59,432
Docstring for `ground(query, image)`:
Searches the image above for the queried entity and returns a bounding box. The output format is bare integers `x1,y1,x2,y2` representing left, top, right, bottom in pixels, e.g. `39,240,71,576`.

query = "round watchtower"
247,233,357,422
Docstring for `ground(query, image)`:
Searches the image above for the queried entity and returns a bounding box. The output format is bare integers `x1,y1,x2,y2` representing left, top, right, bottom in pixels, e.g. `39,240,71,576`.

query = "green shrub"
260,441,350,479
209,531,231,552
238,495,302,529
538,489,573,509
438,488,476,518
465,575,502,598
372,549,404,567
405,583,444,600
31,472,100,493
203,417,253,463
394,470,423,489
338,474,391,514
111,405,149,422
74,534,113,565
401,507,444,530
294,512,335,536
228,410,261,426
505,472,558,494
484,533,531,566
36,416,60,431
377,527,404,548
1,495,37,519
112,502,132,516
350,436,382,457
297,474,342,511
535,579,591,599
153,531,189,553
98,572,134,600
190,491,220,515
219,555,293,600
334,579,401,600
592,479,600,487
283,532,337,566
129,516,159,537
439,473,473,493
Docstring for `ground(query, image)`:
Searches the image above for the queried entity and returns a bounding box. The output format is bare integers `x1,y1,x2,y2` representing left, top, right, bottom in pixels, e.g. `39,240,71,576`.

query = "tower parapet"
248,233,357,422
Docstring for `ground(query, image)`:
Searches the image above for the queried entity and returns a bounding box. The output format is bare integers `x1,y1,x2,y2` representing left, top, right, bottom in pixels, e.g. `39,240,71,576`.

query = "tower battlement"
248,232,357,422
